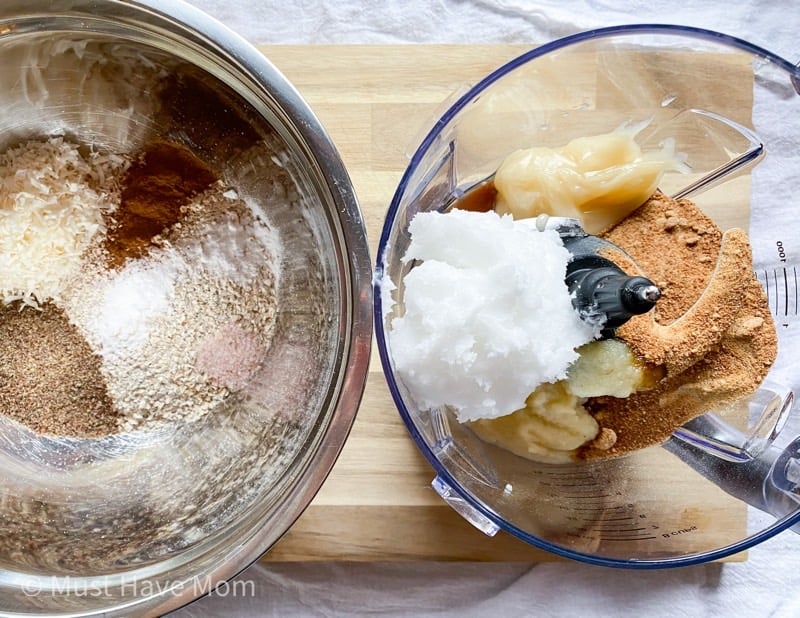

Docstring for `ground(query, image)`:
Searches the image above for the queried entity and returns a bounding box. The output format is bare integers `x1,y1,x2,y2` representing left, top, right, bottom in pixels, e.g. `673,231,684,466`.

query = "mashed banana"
470,339,661,461
567,339,663,398
470,382,597,464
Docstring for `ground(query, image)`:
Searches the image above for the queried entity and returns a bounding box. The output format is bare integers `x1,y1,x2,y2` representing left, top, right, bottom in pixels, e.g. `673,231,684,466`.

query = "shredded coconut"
0,137,125,308
388,209,599,423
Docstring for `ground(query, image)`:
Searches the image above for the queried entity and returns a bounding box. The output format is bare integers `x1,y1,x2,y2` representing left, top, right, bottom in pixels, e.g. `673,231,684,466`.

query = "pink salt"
195,323,266,391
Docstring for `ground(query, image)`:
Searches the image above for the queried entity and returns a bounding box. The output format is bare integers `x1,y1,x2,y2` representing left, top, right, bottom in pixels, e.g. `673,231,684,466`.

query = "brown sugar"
602,192,722,323
605,211,752,376
578,192,777,459
0,304,118,438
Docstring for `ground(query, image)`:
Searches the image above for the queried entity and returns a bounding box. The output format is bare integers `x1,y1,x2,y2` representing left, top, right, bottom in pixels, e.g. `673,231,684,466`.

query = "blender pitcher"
375,25,800,567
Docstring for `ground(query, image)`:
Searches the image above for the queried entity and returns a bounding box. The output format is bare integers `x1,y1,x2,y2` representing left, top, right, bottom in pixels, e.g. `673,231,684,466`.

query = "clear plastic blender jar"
375,25,800,567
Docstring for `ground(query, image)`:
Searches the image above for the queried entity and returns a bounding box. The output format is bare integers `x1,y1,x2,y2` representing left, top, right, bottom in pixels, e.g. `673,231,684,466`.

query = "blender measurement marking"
578,526,647,532
568,531,659,542
570,505,629,512
557,481,600,488
758,265,798,320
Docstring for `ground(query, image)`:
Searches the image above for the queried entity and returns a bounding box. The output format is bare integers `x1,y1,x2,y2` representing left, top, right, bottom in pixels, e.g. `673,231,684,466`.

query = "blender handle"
768,435,800,526
664,419,800,533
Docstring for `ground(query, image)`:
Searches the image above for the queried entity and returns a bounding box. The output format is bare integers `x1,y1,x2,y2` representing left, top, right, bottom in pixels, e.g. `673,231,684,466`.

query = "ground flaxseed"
0,304,118,437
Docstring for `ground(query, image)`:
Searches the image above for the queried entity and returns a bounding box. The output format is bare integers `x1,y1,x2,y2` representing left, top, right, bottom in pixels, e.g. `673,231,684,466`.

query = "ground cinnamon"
155,67,262,165
105,141,217,266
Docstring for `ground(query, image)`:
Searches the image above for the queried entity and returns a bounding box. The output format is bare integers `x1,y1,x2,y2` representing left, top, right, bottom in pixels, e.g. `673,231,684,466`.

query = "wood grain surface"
255,45,752,562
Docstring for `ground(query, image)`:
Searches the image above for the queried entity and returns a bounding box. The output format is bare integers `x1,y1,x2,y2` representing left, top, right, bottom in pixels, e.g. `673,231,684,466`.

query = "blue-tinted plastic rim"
374,23,800,569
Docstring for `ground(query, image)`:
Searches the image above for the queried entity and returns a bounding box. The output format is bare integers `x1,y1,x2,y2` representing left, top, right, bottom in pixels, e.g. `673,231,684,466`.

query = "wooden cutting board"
255,45,751,562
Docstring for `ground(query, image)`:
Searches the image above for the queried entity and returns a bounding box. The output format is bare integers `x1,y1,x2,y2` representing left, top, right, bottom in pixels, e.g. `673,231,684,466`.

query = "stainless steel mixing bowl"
0,1,371,615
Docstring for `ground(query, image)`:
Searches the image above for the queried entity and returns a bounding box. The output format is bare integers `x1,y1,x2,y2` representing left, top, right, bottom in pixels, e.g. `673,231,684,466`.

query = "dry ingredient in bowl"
0,137,125,308
0,304,118,437
0,135,284,438
66,187,281,432
196,323,269,391
105,141,217,267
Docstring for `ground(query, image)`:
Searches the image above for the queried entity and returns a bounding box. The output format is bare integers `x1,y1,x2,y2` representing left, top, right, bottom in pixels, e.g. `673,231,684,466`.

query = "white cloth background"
173,1,800,616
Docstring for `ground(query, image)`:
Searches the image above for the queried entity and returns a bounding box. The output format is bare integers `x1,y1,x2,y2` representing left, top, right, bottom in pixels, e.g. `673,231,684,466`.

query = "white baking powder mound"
388,209,599,423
